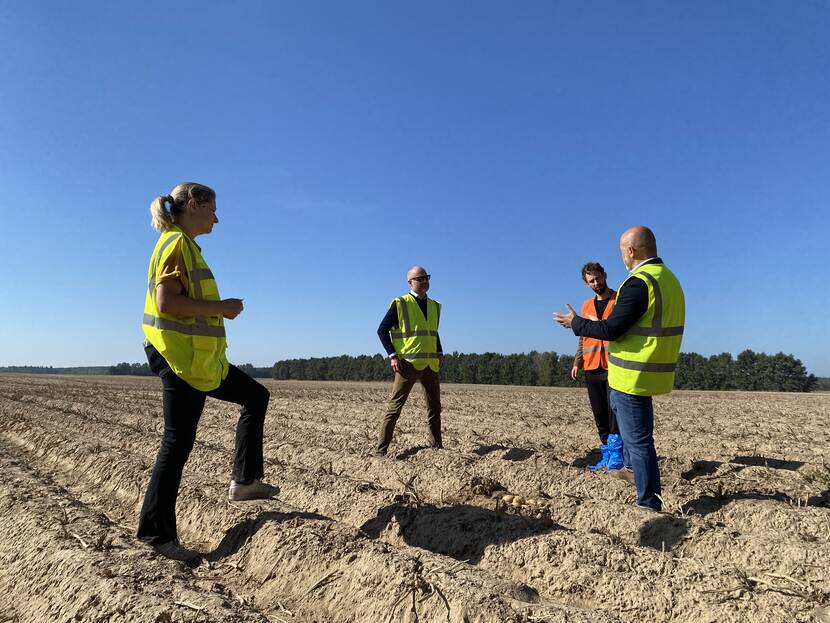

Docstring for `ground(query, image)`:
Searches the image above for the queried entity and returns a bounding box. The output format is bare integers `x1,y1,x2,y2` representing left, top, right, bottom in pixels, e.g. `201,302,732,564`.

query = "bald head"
407,265,427,280
619,226,658,269
406,265,431,296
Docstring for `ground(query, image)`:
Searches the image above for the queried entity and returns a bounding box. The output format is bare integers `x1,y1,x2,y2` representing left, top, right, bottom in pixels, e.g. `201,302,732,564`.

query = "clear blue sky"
1,2,828,375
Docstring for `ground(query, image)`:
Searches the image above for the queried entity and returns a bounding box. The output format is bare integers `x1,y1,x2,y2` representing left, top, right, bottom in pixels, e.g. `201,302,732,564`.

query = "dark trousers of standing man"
585,369,618,444
376,360,442,455
609,389,661,511
137,343,270,545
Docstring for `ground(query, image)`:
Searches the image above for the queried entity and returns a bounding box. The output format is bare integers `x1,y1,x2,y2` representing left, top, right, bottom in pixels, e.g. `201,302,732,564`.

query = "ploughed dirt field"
0,375,828,623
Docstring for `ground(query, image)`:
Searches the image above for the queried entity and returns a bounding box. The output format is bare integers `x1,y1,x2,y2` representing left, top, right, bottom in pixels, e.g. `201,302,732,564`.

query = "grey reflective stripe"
401,352,441,360
608,355,675,373
582,346,606,354
626,326,684,337
148,233,182,294
190,268,214,281
399,297,411,333
391,330,439,339
638,271,663,329
180,238,203,300
628,270,684,338
143,314,226,337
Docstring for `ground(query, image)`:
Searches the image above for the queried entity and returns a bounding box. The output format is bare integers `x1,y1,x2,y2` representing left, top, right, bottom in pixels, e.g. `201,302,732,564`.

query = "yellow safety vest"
608,262,685,396
390,294,441,372
142,226,229,391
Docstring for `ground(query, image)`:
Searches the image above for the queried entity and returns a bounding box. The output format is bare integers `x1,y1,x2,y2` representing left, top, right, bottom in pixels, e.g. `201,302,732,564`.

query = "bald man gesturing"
554,227,685,511
374,266,444,457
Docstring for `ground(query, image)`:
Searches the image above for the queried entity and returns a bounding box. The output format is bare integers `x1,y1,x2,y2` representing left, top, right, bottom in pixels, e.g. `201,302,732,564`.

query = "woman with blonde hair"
138,182,278,560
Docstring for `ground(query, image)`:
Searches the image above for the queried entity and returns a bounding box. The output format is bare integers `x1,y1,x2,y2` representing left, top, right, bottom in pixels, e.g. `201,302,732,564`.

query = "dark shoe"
228,479,280,501
610,467,636,484
636,503,661,512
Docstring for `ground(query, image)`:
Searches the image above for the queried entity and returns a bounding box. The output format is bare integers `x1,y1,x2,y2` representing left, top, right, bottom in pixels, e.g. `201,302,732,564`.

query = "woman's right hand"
219,298,244,319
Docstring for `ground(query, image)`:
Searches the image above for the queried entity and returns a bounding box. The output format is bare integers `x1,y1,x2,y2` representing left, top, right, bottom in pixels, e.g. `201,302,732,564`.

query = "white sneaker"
228,479,280,501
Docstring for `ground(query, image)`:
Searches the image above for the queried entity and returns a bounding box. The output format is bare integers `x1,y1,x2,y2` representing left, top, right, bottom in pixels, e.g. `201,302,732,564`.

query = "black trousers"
137,344,270,544
585,372,618,444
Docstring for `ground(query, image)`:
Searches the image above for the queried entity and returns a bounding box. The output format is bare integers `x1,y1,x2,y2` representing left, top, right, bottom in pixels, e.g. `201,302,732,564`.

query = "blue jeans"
609,389,661,510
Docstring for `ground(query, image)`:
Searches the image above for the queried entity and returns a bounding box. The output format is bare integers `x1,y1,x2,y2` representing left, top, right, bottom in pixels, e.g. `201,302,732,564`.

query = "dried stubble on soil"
0,374,828,623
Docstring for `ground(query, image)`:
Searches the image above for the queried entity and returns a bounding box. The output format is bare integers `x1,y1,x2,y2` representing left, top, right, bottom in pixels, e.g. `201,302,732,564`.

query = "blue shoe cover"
606,434,624,470
589,444,610,470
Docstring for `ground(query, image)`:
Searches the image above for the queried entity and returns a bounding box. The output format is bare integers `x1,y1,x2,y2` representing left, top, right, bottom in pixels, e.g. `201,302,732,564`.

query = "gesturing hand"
552,304,578,329
220,298,244,319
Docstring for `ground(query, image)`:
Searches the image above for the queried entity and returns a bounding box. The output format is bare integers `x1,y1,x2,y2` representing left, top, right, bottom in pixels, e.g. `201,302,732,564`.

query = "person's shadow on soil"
681,490,797,517
731,455,804,471
473,444,535,462
360,502,566,564
396,445,430,460
638,515,691,551
205,510,331,562
681,456,806,481
571,448,602,468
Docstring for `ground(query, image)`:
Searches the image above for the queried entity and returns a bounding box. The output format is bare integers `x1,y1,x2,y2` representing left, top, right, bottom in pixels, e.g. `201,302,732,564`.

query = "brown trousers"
376,361,442,454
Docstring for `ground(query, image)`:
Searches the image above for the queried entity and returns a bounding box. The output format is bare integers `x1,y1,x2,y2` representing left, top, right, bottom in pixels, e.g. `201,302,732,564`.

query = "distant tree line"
2,350,819,392
674,351,816,392
816,377,830,392
109,362,153,376
107,362,271,378
0,365,109,375
270,349,817,392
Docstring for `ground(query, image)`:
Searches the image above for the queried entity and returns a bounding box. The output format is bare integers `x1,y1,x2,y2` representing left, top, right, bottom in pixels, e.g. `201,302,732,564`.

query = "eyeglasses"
409,274,431,283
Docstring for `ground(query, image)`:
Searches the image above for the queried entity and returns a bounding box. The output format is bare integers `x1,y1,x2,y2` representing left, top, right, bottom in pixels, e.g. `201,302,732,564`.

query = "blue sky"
1,2,828,375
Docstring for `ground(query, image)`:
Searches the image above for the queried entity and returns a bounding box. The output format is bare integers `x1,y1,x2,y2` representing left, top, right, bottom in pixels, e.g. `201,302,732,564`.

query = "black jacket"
571,258,663,340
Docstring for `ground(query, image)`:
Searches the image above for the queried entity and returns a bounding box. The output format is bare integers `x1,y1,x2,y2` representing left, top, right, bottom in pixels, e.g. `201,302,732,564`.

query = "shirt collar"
630,257,658,273
409,290,427,299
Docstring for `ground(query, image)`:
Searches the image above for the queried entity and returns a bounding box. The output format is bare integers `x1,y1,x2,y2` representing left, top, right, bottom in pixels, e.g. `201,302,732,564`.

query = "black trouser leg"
207,365,270,482
586,378,616,444
137,368,205,545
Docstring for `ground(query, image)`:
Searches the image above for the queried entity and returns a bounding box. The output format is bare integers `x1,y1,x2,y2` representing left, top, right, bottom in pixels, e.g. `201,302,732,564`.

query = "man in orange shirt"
570,262,623,470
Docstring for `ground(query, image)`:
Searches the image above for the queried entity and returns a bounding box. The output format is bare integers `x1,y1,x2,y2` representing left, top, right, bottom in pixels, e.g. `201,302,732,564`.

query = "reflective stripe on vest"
622,271,685,337
142,314,226,338
142,226,229,391
582,346,606,354
608,263,685,396
390,294,441,372
147,233,183,294
580,292,616,370
607,355,676,373
390,329,439,339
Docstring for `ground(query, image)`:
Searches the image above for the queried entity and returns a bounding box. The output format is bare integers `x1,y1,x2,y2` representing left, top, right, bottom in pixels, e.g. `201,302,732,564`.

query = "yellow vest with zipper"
390,294,441,372
142,226,229,391
608,262,685,396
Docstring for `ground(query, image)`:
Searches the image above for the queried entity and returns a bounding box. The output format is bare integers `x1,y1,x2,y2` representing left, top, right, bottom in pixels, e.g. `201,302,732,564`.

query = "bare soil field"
0,374,828,623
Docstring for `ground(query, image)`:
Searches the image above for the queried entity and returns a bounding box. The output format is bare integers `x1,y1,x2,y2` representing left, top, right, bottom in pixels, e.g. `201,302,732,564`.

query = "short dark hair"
581,262,606,282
